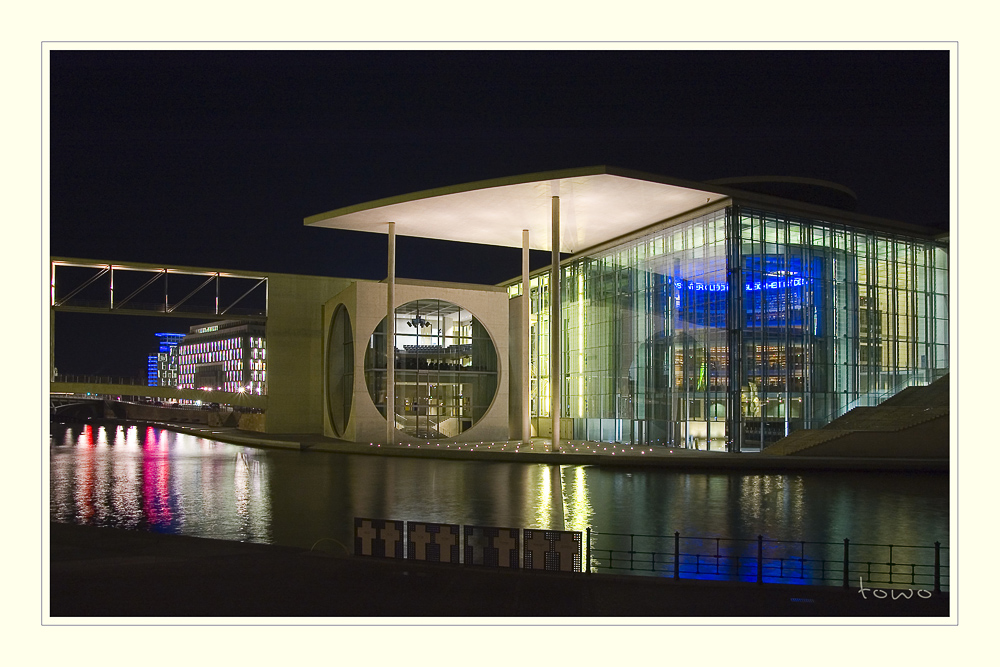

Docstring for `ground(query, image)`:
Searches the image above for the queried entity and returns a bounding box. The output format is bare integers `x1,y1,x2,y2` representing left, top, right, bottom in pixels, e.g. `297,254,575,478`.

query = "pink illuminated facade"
176,320,267,395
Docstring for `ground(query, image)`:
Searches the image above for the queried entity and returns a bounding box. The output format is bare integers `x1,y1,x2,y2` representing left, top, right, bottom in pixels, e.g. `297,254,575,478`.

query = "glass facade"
510,205,948,451
147,332,184,387
365,299,499,439
177,320,267,395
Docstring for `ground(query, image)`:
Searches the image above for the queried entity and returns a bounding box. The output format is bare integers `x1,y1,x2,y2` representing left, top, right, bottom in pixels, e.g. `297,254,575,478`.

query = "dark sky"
48,48,951,376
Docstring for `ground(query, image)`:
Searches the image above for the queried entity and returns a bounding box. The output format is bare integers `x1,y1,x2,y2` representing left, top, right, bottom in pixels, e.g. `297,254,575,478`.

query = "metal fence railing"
53,375,147,386
589,531,948,591
349,518,947,593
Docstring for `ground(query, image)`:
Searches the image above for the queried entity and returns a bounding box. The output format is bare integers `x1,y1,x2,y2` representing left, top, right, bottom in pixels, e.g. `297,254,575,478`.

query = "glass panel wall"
513,205,948,451
731,205,947,449
521,209,730,450
365,299,499,439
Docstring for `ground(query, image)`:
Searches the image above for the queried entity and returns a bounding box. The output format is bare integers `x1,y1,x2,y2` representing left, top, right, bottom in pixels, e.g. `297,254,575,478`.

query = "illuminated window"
364,299,498,439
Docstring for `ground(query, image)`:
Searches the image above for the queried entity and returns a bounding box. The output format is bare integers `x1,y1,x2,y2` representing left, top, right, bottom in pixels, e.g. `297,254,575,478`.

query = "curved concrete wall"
322,279,509,444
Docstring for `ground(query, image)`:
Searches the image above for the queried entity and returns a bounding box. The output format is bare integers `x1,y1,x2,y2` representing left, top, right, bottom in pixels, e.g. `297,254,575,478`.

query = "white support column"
386,222,396,446
550,196,560,452
522,229,531,443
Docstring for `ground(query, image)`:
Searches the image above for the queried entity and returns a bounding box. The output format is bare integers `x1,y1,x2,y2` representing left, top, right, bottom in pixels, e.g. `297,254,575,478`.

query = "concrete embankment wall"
794,415,949,458
115,403,207,425
98,403,243,427
764,374,950,458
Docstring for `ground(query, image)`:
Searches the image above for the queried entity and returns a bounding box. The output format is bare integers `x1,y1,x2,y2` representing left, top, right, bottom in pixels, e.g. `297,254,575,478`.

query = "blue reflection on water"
49,423,949,587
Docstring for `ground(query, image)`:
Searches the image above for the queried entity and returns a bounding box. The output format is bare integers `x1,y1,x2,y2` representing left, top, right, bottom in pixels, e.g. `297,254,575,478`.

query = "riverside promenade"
152,421,948,472
49,522,949,618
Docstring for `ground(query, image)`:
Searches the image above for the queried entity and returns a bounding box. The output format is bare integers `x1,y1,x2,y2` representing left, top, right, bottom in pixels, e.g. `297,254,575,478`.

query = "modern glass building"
177,320,268,395
506,203,948,451
306,167,948,451
146,332,184,387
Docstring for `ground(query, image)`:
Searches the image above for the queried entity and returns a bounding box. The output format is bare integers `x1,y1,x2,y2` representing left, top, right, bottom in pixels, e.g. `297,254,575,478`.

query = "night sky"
48,48,951,377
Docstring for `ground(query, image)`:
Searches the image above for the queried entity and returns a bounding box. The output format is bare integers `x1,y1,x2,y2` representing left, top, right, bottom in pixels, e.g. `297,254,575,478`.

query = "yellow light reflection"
533,465,555,529
562,466,593,533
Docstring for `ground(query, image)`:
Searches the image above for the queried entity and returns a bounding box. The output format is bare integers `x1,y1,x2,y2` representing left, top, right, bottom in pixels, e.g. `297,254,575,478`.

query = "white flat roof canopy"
304,166,727,254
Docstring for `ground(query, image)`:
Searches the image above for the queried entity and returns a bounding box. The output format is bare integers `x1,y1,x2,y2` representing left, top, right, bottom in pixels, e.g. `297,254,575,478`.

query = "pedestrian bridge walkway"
51,380,267,409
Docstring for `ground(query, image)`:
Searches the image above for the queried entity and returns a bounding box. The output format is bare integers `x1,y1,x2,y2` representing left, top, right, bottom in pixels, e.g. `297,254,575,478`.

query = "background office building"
146,332,184,387
177,320,267,395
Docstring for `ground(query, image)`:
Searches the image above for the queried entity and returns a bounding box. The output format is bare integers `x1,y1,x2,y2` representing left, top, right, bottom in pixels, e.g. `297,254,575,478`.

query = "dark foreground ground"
48,523,949,619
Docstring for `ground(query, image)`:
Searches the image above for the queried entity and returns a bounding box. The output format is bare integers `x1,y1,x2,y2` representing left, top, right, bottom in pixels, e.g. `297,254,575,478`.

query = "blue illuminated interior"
671,256,823,335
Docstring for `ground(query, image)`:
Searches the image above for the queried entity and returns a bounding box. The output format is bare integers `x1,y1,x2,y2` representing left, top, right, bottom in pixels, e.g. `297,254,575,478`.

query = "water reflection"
141,427,172,528
233,451,271,539
109,427,141,528
562,466,594,533
49,424,948,560
533,465,558,530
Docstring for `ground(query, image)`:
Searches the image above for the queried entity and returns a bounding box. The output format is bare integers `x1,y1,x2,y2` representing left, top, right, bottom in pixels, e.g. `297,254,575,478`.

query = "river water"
49,423,950,580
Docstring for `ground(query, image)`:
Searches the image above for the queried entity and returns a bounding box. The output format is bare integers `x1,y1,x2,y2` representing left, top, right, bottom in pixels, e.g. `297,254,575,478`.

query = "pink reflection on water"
73,425,96,521
77,424,93,448
142,428,173,526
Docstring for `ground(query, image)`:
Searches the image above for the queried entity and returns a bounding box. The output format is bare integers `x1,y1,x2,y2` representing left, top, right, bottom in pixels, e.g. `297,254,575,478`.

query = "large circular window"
326,304,354,437
364,299,498,439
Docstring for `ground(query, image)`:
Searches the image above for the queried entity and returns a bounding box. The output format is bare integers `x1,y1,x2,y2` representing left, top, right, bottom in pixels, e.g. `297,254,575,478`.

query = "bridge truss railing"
50,259,268,319
54,375,147,385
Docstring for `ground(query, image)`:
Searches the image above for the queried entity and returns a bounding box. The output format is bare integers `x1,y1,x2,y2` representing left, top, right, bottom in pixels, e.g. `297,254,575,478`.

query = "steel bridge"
50,257,353,434
50,257,268,320
49,257,269,406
